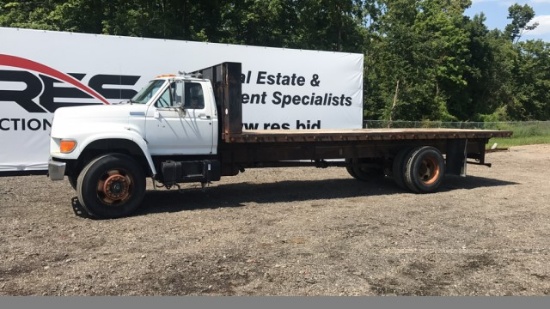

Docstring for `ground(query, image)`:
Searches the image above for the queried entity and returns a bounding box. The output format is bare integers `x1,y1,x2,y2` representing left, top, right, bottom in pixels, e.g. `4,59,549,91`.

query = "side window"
154,87,171,108
155,80,184,108
184,82,204,109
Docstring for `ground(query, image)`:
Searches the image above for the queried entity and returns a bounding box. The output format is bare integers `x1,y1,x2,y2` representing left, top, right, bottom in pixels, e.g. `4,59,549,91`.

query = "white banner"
0,27,364,173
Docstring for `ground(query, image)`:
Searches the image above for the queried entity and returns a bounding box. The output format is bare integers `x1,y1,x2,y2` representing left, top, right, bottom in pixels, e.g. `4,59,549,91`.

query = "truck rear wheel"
392,147,414,189
345,158,384,181
404,146,445,193
76,154,146,219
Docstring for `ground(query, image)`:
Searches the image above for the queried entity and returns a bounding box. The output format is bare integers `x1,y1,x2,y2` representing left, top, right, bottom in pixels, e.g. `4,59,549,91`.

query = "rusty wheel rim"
419,156,440,185
96,169,133,206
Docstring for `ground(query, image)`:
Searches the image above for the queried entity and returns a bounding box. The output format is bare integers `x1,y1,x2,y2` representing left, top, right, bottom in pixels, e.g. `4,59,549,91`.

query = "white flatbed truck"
48,62,512,218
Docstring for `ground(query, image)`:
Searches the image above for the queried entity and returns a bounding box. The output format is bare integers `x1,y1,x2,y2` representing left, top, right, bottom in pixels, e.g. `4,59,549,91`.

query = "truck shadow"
131,175,517,217
440,175,517,191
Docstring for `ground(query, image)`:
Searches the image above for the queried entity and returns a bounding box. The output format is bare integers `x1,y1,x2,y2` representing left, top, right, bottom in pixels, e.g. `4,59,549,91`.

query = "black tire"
345,158,384,182
404,146,445,193
76,154,146,219
392,147,413,189
75,156,105,217
68,175,77,190
345,159,359,179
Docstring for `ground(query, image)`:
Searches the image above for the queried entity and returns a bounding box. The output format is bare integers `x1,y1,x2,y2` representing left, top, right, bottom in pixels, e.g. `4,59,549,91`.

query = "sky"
465,0,550,41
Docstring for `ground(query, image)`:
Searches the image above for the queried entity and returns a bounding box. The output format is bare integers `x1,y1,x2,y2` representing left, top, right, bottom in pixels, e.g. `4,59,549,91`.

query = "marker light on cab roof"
155,74,176,78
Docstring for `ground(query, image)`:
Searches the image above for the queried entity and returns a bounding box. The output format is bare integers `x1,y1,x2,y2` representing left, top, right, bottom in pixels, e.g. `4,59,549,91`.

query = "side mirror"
177,104,187,116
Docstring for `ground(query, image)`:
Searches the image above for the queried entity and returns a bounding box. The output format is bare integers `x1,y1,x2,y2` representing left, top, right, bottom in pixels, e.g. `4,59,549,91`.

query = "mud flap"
446,139,467,177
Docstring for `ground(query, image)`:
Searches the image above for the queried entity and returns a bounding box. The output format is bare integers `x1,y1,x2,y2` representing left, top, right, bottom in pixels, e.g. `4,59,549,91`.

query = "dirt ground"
1,144,549,296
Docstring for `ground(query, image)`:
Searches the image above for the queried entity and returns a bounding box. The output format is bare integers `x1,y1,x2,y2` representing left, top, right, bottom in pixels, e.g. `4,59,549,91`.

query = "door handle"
198,114,211,119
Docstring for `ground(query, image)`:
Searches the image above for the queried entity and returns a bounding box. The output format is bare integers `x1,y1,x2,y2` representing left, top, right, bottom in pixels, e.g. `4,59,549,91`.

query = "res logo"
0,54,140,113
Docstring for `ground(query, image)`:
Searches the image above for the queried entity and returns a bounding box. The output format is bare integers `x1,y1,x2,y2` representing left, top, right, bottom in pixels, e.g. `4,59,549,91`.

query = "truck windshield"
130,80,166,104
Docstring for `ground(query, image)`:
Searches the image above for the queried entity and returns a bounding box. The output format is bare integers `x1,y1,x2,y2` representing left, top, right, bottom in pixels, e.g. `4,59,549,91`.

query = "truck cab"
48,71,224,218
134,74,218,156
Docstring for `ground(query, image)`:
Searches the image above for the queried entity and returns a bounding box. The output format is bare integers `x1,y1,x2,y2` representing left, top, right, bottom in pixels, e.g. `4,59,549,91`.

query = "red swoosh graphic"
0,54,110,105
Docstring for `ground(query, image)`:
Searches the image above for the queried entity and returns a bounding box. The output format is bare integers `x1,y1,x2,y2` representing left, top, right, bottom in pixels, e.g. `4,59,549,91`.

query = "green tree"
508,40,550,120
460,14,516,121
0,0,64,30
364,0,472,122
505,3,538,43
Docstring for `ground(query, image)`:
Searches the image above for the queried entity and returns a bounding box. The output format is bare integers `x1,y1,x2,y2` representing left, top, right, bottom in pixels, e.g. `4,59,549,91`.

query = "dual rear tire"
346,146,445,193
393,146,445,193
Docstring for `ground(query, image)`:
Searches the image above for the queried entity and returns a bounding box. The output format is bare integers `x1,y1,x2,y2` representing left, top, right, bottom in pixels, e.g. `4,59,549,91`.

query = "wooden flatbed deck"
224,128,513,143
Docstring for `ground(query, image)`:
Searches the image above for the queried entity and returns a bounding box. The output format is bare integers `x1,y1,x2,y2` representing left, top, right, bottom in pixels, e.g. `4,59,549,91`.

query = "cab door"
145,80,214,155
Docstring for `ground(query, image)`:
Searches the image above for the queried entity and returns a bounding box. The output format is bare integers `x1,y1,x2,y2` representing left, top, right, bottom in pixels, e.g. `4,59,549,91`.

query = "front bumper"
48,159,66,181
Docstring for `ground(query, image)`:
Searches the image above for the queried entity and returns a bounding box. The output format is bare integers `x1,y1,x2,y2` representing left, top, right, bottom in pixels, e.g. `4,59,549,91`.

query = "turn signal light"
60,140,77,153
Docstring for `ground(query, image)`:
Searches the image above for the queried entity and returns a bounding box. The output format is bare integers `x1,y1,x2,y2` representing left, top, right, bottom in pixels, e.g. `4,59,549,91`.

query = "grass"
491,135,550,148
489,122,550,148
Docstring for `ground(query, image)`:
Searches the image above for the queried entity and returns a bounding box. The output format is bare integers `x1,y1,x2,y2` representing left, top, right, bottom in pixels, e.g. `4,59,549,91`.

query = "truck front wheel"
76,154,146,219
68,175,77,190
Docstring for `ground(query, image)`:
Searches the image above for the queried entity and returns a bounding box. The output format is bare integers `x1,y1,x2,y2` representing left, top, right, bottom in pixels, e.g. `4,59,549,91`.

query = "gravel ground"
1,144,549,296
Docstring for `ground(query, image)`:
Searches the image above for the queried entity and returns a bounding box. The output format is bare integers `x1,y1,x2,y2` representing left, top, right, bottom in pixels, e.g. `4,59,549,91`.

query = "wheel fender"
79,132,157,176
